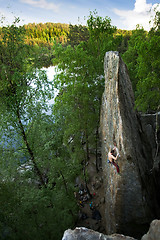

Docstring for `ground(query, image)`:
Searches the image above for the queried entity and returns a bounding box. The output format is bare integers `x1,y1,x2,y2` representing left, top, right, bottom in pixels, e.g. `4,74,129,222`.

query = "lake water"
42,65,58,106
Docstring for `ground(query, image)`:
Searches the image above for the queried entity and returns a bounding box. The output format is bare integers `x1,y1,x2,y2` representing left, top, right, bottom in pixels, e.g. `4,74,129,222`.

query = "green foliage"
52,11,119,167
135,31,160,112
67,24,89,47
87,11,117,56
0,181,77,240
123,10,160,112
24,22,69,47
0,110,79,239
115,29,132,54
0,17,79,240
122,27,147,92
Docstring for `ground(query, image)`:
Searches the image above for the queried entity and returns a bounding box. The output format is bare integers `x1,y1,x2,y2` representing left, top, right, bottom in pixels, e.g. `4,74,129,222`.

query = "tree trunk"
16,108,46,187
59,170,68,195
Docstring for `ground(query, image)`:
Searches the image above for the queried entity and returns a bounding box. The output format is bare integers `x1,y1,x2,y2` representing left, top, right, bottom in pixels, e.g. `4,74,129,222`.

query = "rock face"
62,220,160,240
62,227,137,240
140,113,160,170
99,51,160,238
141,219,160,240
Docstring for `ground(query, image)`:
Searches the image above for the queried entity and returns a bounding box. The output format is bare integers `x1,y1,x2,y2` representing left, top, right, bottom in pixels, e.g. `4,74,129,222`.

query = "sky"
0,0,159,30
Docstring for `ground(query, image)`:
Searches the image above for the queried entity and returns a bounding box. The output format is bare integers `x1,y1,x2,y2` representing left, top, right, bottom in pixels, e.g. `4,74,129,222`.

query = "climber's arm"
111,154,118,161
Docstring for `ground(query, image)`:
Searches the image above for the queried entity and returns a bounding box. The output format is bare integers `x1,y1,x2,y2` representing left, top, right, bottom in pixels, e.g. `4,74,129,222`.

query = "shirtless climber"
113,140,119,157
108,149,118,163
107,148,120,173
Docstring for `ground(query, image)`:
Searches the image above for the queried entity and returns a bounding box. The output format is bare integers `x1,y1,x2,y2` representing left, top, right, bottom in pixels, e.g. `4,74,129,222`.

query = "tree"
0,17,78,240
52,11,118,177
135,11,160,112
67,24,89,47
0,18,51,186
122,27,147,92
122,10,160,112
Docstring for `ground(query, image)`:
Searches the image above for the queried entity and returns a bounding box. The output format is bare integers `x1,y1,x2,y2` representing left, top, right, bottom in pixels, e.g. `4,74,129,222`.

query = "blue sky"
0,0,159,30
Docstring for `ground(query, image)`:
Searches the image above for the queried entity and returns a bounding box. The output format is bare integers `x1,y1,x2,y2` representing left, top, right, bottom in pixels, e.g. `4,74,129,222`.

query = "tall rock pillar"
100,51,156,238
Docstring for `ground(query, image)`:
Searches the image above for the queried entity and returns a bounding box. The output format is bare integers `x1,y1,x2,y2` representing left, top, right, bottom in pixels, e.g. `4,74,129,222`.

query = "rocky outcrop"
62,220,160,240
140,113,160,170
62,227,137,240
99,51,160,238
141,219,160,240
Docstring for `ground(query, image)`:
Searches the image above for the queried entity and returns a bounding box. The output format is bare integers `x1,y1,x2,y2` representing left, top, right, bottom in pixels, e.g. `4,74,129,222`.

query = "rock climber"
113,140,119,155
107,148,120,173
108,149,118,163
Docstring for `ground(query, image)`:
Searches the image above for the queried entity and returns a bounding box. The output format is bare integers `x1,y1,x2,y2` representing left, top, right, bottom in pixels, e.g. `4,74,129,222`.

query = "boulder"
62,227,137,240
141,220,160,240
99,51,160,238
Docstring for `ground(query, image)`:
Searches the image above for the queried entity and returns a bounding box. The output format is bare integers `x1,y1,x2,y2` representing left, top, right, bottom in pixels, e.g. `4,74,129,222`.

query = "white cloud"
113,0,160,30
134,0,152,13
20,0,60,12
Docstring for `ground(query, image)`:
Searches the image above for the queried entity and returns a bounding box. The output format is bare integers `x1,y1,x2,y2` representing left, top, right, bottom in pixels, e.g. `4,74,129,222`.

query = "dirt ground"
75,153,106,234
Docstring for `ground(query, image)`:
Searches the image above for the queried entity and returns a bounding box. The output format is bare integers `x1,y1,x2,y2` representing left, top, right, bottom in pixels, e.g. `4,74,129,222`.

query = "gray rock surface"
99,51,160,237
141,220,160,240
62,220,160,240
62,227,136,240
140,112,160,169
